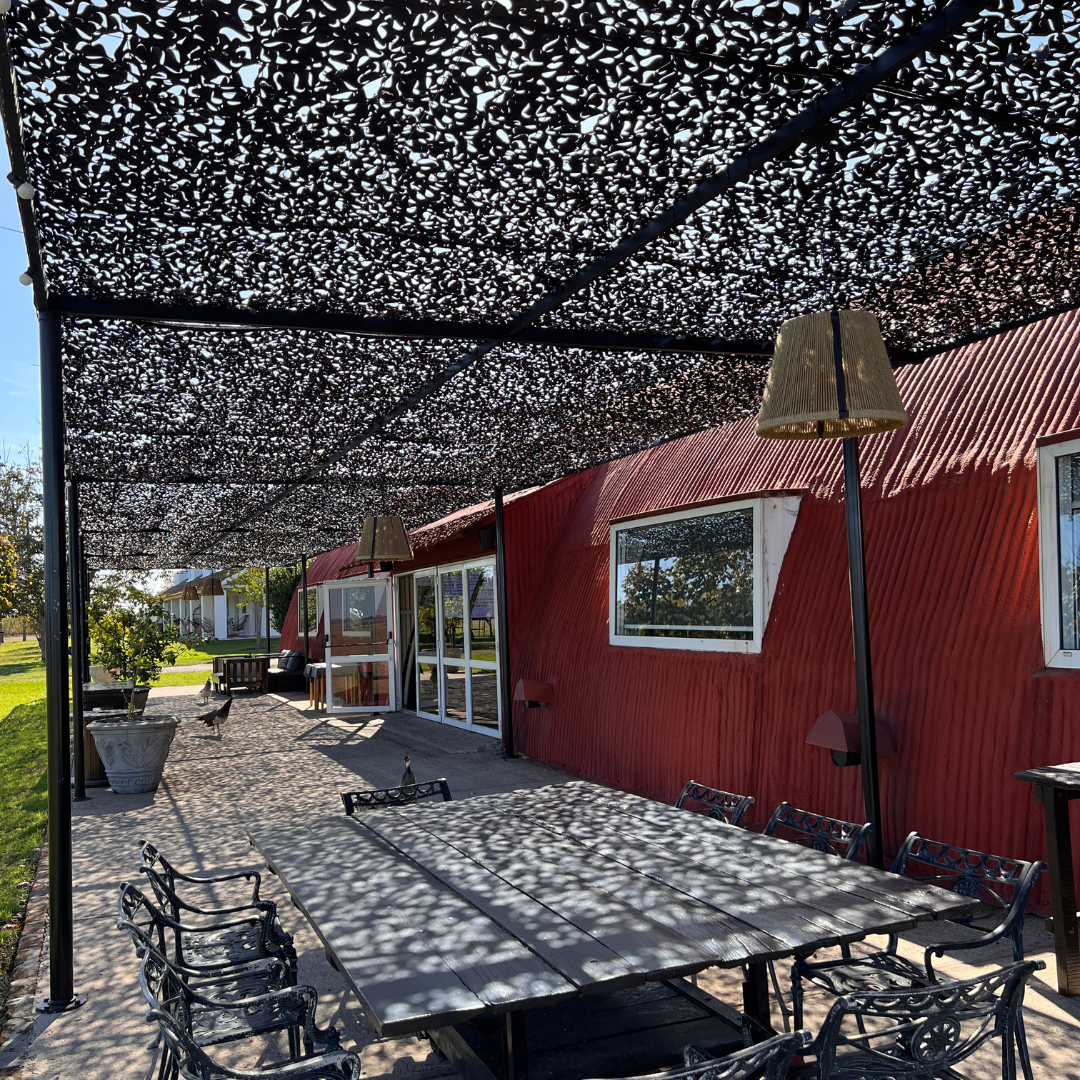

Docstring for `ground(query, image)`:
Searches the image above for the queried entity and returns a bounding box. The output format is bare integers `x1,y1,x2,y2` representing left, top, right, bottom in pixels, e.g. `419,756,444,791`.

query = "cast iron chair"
589,1031,811,1080
763,802,872,861
140,948,339,1079
147,1007,360,1080
341,754,452,814
790,960,1043,1080
121,910,289,1002
341,778,452,814
675,781,755,827
761,803,872,1031
790,831,1046,1030
139,841,276,923
120,882,296,983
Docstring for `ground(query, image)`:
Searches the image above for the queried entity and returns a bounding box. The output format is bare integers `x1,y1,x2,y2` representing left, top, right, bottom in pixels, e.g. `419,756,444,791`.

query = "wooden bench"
214,655,269,693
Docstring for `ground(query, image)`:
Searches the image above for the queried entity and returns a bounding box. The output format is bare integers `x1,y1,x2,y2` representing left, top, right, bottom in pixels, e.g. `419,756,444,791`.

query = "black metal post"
842,438,884,870
264,566,271,655
38,309,77,1009
301,555,310,665
81,556,91,685
67,480,86,801
494,488,515,759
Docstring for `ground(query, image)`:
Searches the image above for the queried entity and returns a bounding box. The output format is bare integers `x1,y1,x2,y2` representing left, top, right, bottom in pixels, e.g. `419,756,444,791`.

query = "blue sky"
0,138,43,454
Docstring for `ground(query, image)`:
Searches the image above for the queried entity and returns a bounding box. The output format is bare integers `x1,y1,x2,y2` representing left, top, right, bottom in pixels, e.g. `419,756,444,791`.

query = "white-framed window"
609,494,801,653
297,586,318,634
1037,432,1080,668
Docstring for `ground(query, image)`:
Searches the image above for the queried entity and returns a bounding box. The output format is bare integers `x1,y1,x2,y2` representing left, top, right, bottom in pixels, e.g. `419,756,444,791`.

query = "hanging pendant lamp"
756,309,906,869
201,577,225,597
356,515,413,564
756,309,906,440
181,585,200,601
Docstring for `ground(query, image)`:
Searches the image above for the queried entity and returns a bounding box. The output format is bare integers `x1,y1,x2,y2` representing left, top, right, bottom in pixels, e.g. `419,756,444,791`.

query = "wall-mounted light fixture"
513,679,553,710
806,709,896,768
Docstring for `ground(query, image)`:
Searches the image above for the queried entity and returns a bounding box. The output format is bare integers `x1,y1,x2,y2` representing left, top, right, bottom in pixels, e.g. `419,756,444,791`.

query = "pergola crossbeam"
49,295,772,357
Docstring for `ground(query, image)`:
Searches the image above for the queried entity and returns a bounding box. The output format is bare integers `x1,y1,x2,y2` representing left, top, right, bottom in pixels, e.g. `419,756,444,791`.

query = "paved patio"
6,689,1080,1079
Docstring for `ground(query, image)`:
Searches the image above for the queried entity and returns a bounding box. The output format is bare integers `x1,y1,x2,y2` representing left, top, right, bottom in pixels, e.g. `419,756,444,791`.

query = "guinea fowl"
198,696,234,738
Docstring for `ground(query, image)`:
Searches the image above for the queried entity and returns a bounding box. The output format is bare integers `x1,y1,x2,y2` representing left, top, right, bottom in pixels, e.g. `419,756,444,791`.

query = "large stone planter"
86,715,179,794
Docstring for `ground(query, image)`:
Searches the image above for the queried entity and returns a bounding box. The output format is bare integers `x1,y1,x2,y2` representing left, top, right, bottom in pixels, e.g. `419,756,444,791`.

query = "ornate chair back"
341,778,452,814
763,802,871,861
891,832,1045,962
812,961,1042,1080
598,1031,810,1080
675,781,754,826
118,881,172,958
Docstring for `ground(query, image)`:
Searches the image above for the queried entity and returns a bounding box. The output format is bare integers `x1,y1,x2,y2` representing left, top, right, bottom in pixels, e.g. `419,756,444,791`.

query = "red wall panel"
507,311,1080,906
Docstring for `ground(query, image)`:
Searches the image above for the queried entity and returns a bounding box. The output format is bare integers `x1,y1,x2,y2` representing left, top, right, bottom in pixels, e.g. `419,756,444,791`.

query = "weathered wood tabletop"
247,779,972,1045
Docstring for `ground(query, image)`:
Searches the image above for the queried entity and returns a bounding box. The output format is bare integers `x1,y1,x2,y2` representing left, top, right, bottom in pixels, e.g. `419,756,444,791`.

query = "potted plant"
86,580,183,793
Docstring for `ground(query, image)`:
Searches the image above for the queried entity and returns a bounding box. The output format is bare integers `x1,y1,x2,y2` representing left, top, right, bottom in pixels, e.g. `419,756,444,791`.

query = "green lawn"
169,637,278,665
0,687,47,1011
0,640,45,681
154,671,212,687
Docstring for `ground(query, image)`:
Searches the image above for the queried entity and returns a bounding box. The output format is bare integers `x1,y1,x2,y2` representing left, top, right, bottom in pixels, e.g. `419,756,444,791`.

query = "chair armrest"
218,1049,360,1080
190,957,288,991
170,912,263,933
172,868,262,902
924,860,1045,979
169,898,278,920
185,981,317,1019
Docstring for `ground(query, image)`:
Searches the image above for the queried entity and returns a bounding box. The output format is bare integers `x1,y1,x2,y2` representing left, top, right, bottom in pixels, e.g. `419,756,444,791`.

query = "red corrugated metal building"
282,310,1080,901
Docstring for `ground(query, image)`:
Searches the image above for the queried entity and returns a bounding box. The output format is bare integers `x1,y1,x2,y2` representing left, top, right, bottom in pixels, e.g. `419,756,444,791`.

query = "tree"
0,449,43,655
227,565,301,635
89,577,182,685
0,534,17,638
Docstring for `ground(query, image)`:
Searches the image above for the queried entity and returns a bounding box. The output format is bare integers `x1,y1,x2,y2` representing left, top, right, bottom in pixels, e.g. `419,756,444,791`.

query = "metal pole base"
36,993,86,1013
72,796,90,803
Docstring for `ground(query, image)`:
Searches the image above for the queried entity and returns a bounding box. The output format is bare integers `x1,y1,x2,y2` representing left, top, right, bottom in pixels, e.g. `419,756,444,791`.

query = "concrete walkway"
8,689,1080,1079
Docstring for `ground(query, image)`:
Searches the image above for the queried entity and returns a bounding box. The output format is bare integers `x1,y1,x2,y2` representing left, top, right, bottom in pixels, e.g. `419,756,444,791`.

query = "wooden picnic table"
247,780,973,1080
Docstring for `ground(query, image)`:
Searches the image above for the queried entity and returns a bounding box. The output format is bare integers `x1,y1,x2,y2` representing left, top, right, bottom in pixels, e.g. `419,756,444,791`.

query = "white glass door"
411,560,500,736
324,578,395,713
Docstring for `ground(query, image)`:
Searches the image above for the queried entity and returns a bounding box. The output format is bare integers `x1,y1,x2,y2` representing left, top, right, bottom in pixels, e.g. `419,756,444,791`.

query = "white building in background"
161,569,278,642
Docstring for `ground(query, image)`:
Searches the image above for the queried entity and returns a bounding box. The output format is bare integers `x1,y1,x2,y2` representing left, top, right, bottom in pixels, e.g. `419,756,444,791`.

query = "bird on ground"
198,696,233,739
198,678,212,704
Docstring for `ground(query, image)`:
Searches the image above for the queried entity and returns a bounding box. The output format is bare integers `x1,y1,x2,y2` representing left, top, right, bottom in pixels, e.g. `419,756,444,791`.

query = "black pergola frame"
2,0,1077,1009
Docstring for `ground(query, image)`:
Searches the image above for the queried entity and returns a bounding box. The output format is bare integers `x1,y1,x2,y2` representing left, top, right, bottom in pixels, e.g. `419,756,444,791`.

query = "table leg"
502,1010,528,1080
1039,784,1080,995
742,962,774,1038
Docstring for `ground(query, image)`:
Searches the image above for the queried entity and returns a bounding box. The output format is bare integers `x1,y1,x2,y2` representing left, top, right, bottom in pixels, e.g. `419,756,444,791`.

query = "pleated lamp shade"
181,585,200,601
756,310,907,440
357,515,413,563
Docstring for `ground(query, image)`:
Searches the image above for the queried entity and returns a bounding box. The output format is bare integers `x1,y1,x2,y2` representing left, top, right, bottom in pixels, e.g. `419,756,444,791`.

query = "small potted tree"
86,581,183,793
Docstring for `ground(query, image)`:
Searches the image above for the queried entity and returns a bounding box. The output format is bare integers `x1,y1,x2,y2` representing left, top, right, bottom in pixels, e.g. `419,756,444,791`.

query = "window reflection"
441,666,468,721
469,667,499,729
417,662,439,714
329,584,387,653
615,508,754,641
416,575,437,655
467,567,497,661
330,661,389,708
1059,454,1080,649
441,570,464,659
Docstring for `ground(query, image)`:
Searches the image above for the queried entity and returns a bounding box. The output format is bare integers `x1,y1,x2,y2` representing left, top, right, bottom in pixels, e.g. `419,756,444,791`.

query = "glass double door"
413,561,500,735
324,578,395,713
